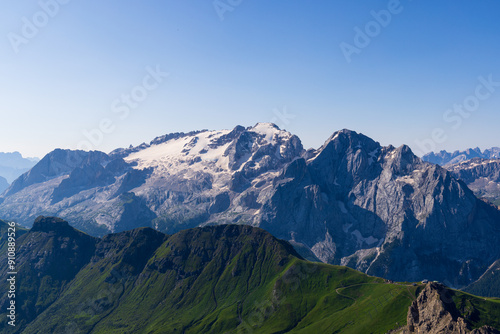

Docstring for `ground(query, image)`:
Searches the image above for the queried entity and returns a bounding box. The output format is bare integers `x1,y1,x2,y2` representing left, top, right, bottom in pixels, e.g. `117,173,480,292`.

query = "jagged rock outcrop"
1,125,500,288
0,123,303,236
402,283,500,334
445,158,500,207
4,149,109,197
255,129,500,287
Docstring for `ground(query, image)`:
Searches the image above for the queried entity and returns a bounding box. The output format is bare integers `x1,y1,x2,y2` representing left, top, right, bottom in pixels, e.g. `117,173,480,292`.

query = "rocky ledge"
400,283,499,334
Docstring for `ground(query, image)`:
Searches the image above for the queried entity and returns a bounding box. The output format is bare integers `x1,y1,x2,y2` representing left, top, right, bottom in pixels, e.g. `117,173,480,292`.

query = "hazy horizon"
2,1,500,158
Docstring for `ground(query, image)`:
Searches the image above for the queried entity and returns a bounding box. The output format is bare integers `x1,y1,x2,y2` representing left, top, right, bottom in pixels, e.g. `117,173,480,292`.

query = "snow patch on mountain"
124,129,232,172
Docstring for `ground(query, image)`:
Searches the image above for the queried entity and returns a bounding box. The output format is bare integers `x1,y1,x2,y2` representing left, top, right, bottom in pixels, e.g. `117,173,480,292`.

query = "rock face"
423,147,500,166
3,149,110,197
0,123,303,236
403,283,500,334
445,158,500,207
255,129,500,287
423,147,500,206
1,125,500,288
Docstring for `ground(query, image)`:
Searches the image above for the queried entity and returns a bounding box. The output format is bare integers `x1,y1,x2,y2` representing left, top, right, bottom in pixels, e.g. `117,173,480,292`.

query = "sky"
1,0,500,159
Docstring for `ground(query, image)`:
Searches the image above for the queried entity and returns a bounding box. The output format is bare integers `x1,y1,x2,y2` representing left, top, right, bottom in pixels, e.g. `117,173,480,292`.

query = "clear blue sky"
1,0,500,158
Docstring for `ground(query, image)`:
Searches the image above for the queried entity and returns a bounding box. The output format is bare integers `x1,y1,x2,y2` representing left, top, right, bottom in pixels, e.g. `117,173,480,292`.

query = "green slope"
464,259,500,298
0,217,96,330
451,289,500,330
1,217,499,333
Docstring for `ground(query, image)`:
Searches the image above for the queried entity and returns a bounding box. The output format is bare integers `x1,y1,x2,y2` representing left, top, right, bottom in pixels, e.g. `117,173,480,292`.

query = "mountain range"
422,147,500,207
444,158,500,207
1,123,500,290
0,152,39,185
422,147,500,166
1,216,499,333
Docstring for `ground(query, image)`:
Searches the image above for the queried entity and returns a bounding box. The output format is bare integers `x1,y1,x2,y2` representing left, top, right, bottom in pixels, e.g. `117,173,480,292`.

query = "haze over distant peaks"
0,176,8,195
0,151,39,184
422,147,500,166
422,147,500,206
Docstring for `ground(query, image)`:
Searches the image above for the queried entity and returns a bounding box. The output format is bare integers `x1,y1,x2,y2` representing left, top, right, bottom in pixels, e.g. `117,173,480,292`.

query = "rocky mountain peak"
31,216,83,235
1,125,499,290
326,128,378,146
3,149,110,197
149,129,209,146
250,122,280,130
305,129,383,189
121,123,303,183
388,144,421,175
444,157,500,206
403,283,500,333
314,129,381,161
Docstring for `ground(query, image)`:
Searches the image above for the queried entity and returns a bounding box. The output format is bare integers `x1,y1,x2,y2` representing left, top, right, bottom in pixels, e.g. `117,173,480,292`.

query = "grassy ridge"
464,259,500,298
22,225,418,333
0,217,95,331
451,289,500,330
1,219,499,333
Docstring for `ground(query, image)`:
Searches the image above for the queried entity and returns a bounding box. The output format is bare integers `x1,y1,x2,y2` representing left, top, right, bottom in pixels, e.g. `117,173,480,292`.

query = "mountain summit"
1,125,500,287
